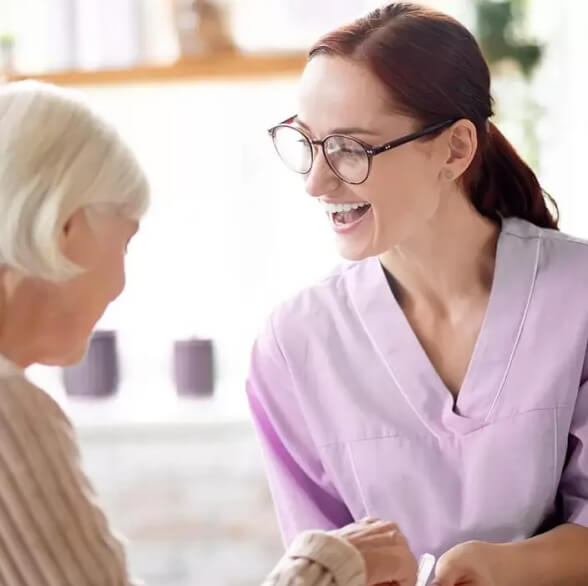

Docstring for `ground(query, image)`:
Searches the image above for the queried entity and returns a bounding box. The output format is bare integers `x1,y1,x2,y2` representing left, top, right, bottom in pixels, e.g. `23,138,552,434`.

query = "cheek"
367,155,439,213
79,252,126,312
102,252,126,300
358,159,441,246
36,252,127,364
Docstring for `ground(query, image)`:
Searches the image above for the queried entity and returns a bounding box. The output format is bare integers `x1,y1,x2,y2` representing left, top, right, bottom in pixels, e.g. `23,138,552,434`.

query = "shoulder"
503,216,588,251
503,217,588,274
0,375,76,444
263,260,368,348
249,259,370,375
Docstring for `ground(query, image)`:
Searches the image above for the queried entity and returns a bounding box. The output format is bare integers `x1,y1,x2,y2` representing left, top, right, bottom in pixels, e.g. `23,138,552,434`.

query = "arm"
261,532,365,586
496,523,588,586
261,519,418,586
0,377,138,586
493,366,588,586
434,371,588,586
246,315,353,544
433,524,588,586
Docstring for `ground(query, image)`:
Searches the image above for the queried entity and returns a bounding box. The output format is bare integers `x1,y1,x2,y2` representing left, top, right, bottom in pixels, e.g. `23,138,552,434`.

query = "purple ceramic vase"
62,330,120,397
173,338,214,397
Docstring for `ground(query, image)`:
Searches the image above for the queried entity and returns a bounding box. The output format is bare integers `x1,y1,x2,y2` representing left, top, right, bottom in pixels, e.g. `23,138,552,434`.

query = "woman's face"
294,55,450,260
11,209,139,366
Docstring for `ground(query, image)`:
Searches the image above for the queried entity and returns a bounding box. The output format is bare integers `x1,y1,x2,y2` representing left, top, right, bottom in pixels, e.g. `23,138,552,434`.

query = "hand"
432,541,507,586
333,518,418,586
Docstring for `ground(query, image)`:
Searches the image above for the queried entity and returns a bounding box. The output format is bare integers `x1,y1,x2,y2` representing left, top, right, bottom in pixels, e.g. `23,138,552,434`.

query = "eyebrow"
294,116,381,137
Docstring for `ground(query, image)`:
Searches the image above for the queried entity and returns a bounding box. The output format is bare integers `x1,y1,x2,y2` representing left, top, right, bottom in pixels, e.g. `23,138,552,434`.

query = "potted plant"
475,0,543,78
0,34,15,74
475,0,544,168
62,330,120,398
173,337,214,397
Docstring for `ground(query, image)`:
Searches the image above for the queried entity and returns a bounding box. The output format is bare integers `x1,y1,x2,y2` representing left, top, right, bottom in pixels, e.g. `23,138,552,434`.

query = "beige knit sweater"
0,355,365,586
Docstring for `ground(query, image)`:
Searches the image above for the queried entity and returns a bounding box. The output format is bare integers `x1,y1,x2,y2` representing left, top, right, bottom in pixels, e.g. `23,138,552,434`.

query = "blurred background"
0,1,586,585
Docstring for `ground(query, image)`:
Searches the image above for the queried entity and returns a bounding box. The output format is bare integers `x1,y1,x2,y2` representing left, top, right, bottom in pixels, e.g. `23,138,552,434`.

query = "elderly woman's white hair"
0,80,149,282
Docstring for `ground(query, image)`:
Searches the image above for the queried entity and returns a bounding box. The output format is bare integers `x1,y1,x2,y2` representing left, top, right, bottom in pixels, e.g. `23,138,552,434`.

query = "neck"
379,192,499,310
0,271,37,369
0,338,34,369
0,303,36,368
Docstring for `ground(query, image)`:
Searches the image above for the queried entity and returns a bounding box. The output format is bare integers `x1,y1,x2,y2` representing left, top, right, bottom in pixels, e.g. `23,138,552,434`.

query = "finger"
358,520,400,535
358,526,410,547
431,559,465,586
340,520,399,541
350,531,402,548
359,517,380,524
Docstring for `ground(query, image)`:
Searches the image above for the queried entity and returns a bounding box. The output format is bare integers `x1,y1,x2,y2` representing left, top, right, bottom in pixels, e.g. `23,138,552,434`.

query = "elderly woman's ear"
59,209,86,255
58,209,102,266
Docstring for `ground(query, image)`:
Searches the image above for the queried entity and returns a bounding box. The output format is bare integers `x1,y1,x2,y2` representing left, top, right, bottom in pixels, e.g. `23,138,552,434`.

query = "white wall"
530,0,588,235
27,76,342,423
23,0,588,424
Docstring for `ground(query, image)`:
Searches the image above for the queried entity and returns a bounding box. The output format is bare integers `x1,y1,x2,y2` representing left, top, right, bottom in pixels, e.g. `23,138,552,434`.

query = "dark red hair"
309,2,558,229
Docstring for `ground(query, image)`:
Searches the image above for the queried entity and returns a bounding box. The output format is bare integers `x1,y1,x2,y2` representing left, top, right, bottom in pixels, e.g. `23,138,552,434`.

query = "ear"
60,210,78,250
59,209,93,262
62,215,74,238
440,119,478,182
61,208,92,237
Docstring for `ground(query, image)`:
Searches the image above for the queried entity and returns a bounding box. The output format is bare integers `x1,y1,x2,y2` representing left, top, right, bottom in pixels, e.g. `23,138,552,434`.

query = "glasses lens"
324,135,369,184
271,126,312,174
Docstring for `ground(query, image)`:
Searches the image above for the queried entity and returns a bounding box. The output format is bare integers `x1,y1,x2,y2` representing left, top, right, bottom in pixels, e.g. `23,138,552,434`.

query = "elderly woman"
0,81,416,586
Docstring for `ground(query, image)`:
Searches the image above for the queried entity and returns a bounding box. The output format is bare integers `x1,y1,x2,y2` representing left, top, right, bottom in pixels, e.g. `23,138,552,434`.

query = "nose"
304,147,341,198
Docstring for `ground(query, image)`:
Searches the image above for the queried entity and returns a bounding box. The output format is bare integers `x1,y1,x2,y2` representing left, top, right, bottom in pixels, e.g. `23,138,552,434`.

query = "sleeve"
260,531,365,586
558,369,588,527
0,377,140,586
246,315,353,545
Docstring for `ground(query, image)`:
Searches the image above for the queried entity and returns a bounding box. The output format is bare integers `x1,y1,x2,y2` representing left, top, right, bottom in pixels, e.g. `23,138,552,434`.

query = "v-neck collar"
348,217,542,436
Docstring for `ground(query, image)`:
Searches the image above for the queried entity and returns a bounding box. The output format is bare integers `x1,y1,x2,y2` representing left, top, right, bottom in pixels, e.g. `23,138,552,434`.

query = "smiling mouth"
320,200,372,227
330,204,371,227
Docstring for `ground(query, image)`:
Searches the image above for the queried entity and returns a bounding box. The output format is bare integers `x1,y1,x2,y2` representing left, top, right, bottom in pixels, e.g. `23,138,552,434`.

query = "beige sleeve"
261,531,366,586
0,376,140,586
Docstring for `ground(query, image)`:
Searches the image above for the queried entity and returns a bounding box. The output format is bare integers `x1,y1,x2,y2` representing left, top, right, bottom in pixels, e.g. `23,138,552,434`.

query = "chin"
339,250,371,262
63,345,90,366
336,240,380,262
40,343,90,367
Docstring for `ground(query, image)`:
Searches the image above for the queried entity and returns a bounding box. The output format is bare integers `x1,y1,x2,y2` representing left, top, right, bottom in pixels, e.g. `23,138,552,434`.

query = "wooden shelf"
4,52,307,87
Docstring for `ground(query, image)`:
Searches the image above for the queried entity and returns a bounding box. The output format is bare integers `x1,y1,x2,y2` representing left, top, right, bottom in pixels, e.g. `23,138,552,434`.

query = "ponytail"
468,122,558,229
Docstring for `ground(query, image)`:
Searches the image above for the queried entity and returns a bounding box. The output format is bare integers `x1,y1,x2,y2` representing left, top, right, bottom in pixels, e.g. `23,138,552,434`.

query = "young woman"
248,4,588,585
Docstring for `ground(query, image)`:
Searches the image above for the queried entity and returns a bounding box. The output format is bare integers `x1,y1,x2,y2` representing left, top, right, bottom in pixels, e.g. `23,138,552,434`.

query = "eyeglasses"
268,116,457,185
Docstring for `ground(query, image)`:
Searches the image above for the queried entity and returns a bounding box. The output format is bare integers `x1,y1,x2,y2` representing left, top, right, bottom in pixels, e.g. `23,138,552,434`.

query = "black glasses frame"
268,115,457,185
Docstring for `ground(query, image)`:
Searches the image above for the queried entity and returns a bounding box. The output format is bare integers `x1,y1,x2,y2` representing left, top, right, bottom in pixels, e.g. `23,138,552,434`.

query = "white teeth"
320,201,370,214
